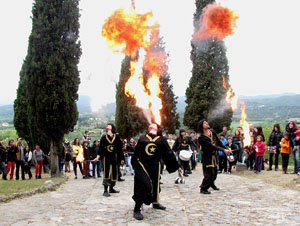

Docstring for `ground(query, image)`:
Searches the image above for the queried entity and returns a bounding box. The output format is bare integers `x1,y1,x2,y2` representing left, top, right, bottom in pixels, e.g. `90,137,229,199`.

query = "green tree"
14,0,81,176
115,56,147,139
184,0,233,133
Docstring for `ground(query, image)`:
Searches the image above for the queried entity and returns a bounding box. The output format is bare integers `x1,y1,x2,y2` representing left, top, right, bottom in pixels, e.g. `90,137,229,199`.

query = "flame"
101,8,158,57
76,147,84,163
193,2,239,41
222,75,238,110
240,101,251,148
102,6,164,125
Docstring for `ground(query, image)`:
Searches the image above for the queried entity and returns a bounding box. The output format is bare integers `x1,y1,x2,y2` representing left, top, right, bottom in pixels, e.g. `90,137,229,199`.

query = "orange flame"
76,147,84,163
240,101,251,148
193,3,239,41
101,8,158,57
102,7,164,125
222,75,238,110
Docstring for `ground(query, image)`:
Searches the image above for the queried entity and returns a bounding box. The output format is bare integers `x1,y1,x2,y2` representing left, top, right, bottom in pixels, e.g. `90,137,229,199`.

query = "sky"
0,0,299,110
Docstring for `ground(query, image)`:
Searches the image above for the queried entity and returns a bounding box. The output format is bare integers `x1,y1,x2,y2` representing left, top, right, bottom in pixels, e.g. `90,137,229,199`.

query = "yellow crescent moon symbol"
107,145,114,152
145,143,156,156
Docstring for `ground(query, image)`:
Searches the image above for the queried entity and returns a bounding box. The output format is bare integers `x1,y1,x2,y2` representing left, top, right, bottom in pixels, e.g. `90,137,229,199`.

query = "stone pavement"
0,167,300,226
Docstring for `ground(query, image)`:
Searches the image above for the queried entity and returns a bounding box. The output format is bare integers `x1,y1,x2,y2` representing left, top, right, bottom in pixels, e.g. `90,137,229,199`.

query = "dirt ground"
234,167,300,192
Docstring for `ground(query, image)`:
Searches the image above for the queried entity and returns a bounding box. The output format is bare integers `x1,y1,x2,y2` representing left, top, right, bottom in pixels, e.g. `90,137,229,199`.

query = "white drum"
179,150,192,161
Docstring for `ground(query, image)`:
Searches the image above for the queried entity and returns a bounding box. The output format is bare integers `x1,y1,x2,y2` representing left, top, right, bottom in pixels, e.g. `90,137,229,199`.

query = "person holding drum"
172,129,193,177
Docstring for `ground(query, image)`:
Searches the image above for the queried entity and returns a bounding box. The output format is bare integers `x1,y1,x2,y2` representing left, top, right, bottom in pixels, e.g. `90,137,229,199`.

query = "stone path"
0,167,300,226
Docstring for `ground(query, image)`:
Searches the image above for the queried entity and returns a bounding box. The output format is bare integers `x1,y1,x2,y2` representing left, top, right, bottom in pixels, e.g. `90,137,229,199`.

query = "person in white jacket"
24,146,33,179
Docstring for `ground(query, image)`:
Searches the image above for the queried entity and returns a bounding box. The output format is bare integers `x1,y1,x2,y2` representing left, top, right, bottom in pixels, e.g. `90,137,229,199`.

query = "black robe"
99,134,123,186
132,134,178,205
198,130,226,190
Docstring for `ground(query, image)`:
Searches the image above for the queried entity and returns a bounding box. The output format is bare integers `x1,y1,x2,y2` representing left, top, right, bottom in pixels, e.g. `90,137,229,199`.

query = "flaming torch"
102,5,164,125
240,101,251,148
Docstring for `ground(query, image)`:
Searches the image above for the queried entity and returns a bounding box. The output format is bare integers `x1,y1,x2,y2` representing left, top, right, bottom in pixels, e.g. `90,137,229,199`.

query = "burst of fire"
102,6,164,125
101,8,158,57
193,2,239,41
76,147,84,163
240,101,251,148
222,75,238,110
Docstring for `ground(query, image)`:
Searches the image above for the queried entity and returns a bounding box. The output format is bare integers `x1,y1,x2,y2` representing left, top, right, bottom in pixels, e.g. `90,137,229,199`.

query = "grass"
0,174,65,196
234,168,300,192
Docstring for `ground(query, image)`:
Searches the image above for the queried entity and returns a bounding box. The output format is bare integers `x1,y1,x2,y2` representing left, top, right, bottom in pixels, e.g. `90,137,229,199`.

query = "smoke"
207,97,229,122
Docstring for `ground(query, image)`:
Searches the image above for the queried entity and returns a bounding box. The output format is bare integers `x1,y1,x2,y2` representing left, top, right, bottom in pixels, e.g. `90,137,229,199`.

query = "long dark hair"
107,123,116,134
272,124,281,133
73,138,80,146
197,119,207,134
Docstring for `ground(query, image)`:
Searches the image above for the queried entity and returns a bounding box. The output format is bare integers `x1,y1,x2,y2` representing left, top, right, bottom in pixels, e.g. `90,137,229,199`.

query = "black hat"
197,119,207,134
179,128,186,134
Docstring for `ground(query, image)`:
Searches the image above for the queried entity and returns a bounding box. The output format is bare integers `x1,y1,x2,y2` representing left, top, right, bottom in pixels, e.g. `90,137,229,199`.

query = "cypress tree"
14,0,81,176
184,0,233,133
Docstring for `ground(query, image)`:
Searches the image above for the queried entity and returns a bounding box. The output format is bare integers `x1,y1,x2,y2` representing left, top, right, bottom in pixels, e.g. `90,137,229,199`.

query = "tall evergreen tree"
184,0,233,133
14,0,81,176
115,39,180,138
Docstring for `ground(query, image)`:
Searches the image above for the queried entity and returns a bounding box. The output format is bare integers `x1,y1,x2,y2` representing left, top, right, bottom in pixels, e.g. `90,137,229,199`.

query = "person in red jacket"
253,135,266,174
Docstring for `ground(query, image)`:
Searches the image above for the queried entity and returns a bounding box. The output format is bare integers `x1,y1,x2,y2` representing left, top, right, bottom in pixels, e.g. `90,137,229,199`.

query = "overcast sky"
0,0,299,110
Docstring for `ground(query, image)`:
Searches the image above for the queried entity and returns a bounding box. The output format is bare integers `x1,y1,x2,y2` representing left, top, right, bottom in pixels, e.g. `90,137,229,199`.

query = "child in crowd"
218,134,228,174
280,133,291,174
253,135,266,174
293,120,300,150
227,137,238,174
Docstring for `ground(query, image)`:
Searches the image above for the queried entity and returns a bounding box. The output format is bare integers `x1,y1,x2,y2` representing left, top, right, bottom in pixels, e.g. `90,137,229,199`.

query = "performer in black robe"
172,128,192,176
197,119,231,194
132,124,179,220
99,123,124,197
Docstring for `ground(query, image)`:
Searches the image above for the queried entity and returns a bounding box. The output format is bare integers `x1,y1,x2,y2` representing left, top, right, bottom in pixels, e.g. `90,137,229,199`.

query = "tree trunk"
50,139,60,177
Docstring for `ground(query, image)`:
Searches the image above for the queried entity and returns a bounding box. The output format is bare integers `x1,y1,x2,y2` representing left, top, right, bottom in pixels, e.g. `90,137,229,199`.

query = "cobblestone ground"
1,166,300,226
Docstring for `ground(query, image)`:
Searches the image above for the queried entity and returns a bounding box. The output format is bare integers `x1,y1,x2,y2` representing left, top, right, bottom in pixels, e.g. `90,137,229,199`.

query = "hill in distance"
1,93,300,123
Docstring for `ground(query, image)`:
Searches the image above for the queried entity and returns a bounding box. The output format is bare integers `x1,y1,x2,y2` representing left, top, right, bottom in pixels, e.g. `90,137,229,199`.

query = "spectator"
63,141,72,173
190,132,198,170
6,140,18,180
167,134,175,148
245,136,255,171
286,121,297,174
232,128,243,162
293,120,300,175
267,124,283,171
124,138,135,176
72,138,84,179
256,127,265,142
218,134,229,174
82,141,90,179
33,144,44,179
15,138,25,180
90,140,101,178
0,141,7,180
280,133,291,174
24,146,33,179
253,135,266,174
222,127,230,139
249,124,257,138
58,142,65,173
227,137,239,174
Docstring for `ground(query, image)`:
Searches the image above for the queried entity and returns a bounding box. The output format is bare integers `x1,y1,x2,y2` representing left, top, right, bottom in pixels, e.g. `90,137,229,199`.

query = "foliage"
184,0,233,133
14,0,81,176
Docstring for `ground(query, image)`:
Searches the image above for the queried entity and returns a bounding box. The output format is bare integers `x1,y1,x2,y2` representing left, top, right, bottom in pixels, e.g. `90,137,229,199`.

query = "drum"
179,150,192,161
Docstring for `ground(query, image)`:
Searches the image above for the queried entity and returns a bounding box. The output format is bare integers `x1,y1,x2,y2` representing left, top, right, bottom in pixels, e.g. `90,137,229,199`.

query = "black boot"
103,185,110,197
133,211,144,220
200,189,211,194
211,185,220,190
152,203,166,210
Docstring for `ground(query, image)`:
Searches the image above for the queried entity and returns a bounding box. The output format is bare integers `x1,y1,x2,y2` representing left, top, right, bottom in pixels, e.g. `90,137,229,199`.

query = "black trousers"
73,158,83,176
15,160,25,180
180,160,189,175
0,162,6,179
200,164,217,191
218,156,227,173
248,154,255,170
269,152,279,169
24,163,32,179
281,153,290,169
